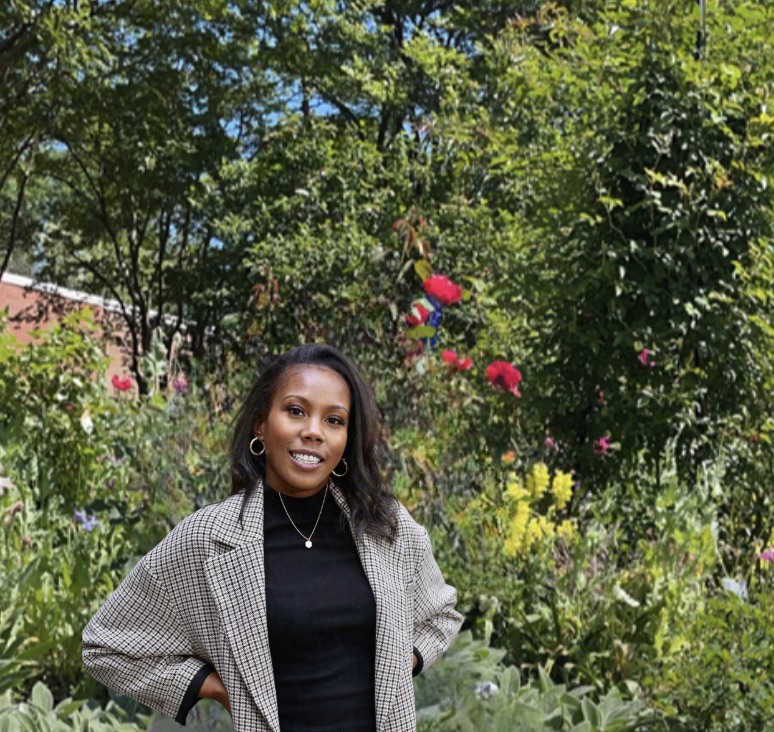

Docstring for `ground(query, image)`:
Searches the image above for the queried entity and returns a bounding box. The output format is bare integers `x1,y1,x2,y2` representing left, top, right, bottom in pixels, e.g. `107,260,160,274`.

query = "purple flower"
760,549,774,562
173,375,189,394
74,509,87,524
106,479,115,490
82,515,99,531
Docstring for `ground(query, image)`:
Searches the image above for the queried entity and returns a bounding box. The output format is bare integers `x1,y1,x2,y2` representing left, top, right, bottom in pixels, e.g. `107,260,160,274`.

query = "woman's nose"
301,419,324,440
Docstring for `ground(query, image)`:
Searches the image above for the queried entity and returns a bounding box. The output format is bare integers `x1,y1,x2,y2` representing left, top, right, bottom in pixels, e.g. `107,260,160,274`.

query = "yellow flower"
524,519,543,548
551,470,574,510
506,477,529,502
504,501,530,557
535,514,555,539
526,462,550,499
556,519,575,541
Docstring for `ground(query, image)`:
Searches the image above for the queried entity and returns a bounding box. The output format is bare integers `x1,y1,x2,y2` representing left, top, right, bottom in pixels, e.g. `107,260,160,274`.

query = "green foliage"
415,632,657,731
0,313,230,698
435,449,719,690
647,591,774,731
0,681,147,732
457,0,774,505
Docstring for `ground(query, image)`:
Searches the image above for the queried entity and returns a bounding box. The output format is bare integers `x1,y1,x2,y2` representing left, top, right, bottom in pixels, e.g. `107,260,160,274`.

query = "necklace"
277,483,328,549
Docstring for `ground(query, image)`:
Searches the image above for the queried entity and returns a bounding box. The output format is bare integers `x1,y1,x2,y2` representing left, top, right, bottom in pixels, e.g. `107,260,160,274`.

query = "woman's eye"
328,416,346,426
288,406,304,416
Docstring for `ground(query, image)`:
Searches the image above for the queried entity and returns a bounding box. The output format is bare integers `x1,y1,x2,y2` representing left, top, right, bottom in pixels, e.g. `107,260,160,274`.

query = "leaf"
581,698,601,728
405,326,436,339
30,683,53,713
414,259,433,281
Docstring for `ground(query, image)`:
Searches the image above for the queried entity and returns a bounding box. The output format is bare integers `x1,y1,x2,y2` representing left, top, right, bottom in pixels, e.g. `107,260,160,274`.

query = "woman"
82,344,462,732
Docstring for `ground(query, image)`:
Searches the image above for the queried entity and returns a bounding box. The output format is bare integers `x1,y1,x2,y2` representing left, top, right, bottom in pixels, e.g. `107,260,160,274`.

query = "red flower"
423,274,463,306
405,304,431,327
638,348,656,367
594,435,611,456
486,360,522,397
111,374,133,392
442,350,473,371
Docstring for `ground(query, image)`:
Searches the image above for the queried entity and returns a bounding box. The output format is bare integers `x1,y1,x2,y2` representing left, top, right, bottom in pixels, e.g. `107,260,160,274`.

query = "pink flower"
423,275,463,306
760,550,774,562
173,375,189,394
442,350,473,371
111,374,132,392
638,348,656,367
544,437,556,450
486,360,522,397
405,304,431,327
594,435,611,456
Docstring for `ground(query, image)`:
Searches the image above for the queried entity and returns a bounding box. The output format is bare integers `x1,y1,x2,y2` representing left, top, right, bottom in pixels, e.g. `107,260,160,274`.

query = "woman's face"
254,365,351,497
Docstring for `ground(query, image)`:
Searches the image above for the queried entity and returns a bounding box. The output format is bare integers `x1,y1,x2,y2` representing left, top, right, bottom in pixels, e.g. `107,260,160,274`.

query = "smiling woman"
253,366,351,499
82,344,462,732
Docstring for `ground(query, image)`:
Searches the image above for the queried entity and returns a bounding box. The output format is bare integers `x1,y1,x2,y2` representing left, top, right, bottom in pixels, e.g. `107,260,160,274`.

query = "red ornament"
486,360,522,397
405,304,431,327
423,274,463,306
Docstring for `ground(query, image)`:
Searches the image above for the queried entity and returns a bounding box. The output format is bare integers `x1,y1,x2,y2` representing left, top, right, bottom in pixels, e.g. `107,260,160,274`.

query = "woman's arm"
82,558,211,725
411,527,464,674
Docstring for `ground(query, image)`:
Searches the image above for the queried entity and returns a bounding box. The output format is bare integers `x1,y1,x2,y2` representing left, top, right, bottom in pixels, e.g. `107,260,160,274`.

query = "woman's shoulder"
143,494,246,574
391,499,432,550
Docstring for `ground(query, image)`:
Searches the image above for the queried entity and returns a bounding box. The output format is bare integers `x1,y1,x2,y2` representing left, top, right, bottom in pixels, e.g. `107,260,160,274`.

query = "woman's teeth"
291,453,322,465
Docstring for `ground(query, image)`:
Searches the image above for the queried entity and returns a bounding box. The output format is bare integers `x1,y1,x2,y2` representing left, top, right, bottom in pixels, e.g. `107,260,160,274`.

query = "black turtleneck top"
263,483,377,732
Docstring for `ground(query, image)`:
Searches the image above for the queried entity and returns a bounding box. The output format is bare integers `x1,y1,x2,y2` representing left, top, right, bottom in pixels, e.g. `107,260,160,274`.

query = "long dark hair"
229,344,397,542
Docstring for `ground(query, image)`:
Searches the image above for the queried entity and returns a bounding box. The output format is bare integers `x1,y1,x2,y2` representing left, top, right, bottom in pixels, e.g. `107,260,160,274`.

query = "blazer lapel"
204,484,281,732
331,485,406,732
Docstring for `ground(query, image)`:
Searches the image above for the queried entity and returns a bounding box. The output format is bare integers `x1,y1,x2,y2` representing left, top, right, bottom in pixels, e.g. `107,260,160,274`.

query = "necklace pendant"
305,540,313,549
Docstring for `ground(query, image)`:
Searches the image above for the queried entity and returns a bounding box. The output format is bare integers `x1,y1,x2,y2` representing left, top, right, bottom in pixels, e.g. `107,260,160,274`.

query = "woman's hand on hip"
199,670,232,718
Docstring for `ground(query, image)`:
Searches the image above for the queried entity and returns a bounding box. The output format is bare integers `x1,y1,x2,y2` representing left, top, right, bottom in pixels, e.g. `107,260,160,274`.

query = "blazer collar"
205,479,404,732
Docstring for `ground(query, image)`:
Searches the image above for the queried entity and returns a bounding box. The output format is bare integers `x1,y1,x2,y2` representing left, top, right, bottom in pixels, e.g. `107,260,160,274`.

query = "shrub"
415,632,658,731
646,591,774,731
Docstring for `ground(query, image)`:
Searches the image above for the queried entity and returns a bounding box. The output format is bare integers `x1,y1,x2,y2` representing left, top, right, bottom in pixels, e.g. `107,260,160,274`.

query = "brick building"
0,271,136,389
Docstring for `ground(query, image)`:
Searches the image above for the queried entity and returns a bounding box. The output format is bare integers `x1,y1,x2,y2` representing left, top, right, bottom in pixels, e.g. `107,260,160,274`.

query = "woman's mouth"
290,452,323,469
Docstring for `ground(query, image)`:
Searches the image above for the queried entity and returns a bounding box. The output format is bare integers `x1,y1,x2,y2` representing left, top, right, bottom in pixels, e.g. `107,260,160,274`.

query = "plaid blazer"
82,480,462,731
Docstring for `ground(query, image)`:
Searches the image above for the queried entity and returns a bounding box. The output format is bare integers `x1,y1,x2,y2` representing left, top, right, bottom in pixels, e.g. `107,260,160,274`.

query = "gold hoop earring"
332,458,348,477
249,437,265,456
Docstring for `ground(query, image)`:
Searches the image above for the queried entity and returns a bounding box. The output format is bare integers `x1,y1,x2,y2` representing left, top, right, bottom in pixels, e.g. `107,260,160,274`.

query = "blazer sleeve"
411,527,463,674
82,557,211,724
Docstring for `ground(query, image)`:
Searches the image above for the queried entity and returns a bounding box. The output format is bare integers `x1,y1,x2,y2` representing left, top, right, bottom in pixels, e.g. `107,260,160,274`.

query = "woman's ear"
253,419,264,441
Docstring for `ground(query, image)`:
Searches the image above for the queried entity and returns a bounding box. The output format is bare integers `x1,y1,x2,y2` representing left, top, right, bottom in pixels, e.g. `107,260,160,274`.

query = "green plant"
415,631,658,731
0,682,148,732
646,591,774,731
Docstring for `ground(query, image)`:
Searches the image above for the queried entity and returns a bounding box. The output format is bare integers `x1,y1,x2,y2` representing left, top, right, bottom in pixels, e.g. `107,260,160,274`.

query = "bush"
647,591,774,731
415,632,658,731
0,681,148,732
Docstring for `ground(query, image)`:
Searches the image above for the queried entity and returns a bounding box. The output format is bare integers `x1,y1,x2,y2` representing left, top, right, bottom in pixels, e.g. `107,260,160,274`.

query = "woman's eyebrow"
281,394,350,414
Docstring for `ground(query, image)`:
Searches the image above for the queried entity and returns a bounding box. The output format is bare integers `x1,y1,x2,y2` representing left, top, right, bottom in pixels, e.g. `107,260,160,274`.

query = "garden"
1,1,773,730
